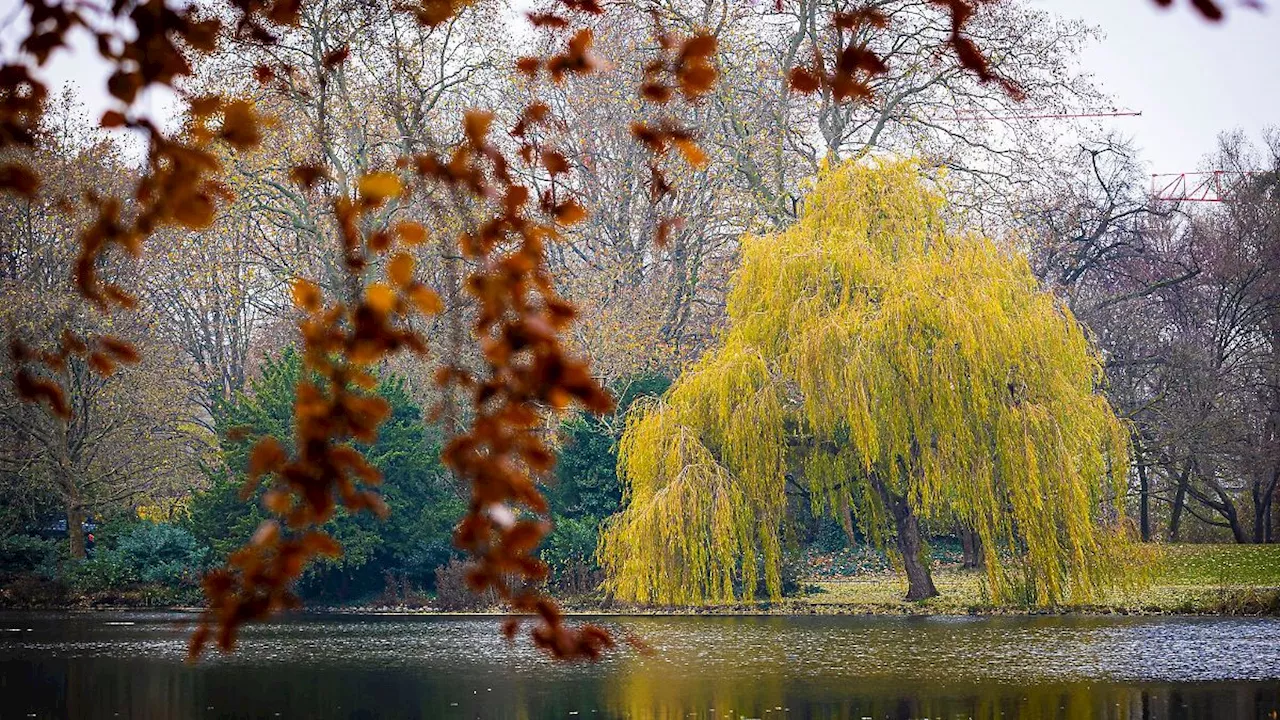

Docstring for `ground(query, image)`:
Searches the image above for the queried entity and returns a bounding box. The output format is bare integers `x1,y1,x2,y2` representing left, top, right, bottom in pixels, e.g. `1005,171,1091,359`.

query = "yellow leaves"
603,158,1133,608
358,172,402,202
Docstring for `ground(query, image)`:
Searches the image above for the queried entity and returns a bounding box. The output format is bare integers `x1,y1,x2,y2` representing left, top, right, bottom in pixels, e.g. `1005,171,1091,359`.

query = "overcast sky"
1034,0,1278,175
1,0,1276,175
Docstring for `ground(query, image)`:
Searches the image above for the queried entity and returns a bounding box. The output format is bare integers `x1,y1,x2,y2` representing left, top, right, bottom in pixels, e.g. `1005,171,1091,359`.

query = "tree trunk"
66,505,85,560
835,495,857,546
895,506,938,601
1169,465,1190,542
1227,506,1247,544
872,476,938,601
1253,471,1277,544
1266,500,1274,544
1134,438,1151,542
960,525,984,570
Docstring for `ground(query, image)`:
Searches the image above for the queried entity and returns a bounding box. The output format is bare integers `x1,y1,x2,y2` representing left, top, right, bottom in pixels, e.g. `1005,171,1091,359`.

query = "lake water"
1,612,1278,719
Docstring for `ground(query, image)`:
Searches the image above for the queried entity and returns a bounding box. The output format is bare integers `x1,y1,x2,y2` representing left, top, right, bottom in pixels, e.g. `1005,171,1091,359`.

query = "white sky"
1,0,1276,174
1033,0,1279,175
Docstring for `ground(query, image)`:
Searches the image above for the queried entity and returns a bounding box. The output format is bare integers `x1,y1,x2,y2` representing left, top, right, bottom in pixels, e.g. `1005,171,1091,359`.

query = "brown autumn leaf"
102,285,138,308
674,138,708,168
395,221,427,245
640,81,673,104
220,100,262,149
554,199,587,225
679,33,717,61
291,278,323,312
99,337,140,363
526,11,569,28
323,45,350,68
408,285,443,315
387,252,415,287
677,62,716,99
789,67,821,94
656,216,685,247
290,164,329,189
365,283,397,314
516,57,541,76
0,162,38,196
246,436,287,484
14,369,70,418
541,150,569,175
358,172,402,202
464,110,493,145
88,352,116,376
834,8,890,29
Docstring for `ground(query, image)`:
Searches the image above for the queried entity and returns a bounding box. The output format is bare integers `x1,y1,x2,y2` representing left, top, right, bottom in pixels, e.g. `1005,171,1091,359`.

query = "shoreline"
10,595,1280,618
7,545,1279,618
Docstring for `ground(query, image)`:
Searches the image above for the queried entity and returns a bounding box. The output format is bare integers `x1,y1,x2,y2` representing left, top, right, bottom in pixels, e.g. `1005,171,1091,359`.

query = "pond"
1,612,1278,719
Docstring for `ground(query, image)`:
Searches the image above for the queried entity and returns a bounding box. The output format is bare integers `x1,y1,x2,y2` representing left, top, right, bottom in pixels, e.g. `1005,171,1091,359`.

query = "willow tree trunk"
960,525,984,570
873,476,938,601
894,504,938,601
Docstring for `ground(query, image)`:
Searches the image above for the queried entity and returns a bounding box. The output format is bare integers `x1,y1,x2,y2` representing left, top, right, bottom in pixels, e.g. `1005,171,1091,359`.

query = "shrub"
70,522,207,593
0,533,62,579
433,558,499,611
541,515,603,594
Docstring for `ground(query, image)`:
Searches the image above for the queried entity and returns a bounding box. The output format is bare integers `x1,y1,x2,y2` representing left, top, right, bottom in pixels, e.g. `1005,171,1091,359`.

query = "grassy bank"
7,544,1279,617
342,544,1280,618
765,543,1280,616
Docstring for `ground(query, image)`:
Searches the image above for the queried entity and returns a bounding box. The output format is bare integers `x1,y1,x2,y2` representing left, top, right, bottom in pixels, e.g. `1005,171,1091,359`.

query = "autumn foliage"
0,0,1240,660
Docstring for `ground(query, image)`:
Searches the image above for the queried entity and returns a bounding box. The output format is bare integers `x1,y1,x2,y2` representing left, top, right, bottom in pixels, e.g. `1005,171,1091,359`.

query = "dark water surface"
1,612,1278,719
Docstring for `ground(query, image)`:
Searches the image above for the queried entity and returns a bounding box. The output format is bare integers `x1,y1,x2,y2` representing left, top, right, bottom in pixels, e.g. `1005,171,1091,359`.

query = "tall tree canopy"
601,159,1133,605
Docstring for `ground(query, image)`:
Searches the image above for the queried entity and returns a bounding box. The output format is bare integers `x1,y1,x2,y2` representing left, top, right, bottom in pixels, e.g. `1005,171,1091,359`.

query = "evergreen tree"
187,350,461,600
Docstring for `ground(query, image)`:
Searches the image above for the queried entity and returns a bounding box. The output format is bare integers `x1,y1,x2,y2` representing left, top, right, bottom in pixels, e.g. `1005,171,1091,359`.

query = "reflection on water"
1,612,1278,719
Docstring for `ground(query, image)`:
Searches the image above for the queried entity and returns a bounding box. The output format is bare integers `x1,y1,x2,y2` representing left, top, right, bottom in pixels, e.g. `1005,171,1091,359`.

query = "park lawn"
1153,543,1280,586
790,543,1280,615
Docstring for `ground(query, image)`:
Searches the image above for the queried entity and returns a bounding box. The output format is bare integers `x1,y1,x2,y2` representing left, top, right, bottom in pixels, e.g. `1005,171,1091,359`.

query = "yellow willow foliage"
599,158,1135,606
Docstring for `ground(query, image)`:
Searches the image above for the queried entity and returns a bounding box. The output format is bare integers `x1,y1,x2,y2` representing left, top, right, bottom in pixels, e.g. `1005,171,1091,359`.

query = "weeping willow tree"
599,159,1135,605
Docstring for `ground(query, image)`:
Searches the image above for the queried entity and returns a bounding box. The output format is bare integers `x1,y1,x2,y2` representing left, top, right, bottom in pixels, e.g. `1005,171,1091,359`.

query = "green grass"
787,544,1280,616
1153,543,1280,586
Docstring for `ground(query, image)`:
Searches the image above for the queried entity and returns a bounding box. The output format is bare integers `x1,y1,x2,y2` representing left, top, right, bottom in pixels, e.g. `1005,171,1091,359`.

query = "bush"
812,517,852,553
541,515,603,594
433,558,499,611
0,573,68,607
70,522,207,594
0,533,62,579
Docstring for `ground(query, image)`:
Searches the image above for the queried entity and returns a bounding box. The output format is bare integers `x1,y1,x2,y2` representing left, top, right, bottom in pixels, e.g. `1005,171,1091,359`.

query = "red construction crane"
1150,171,1259,203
